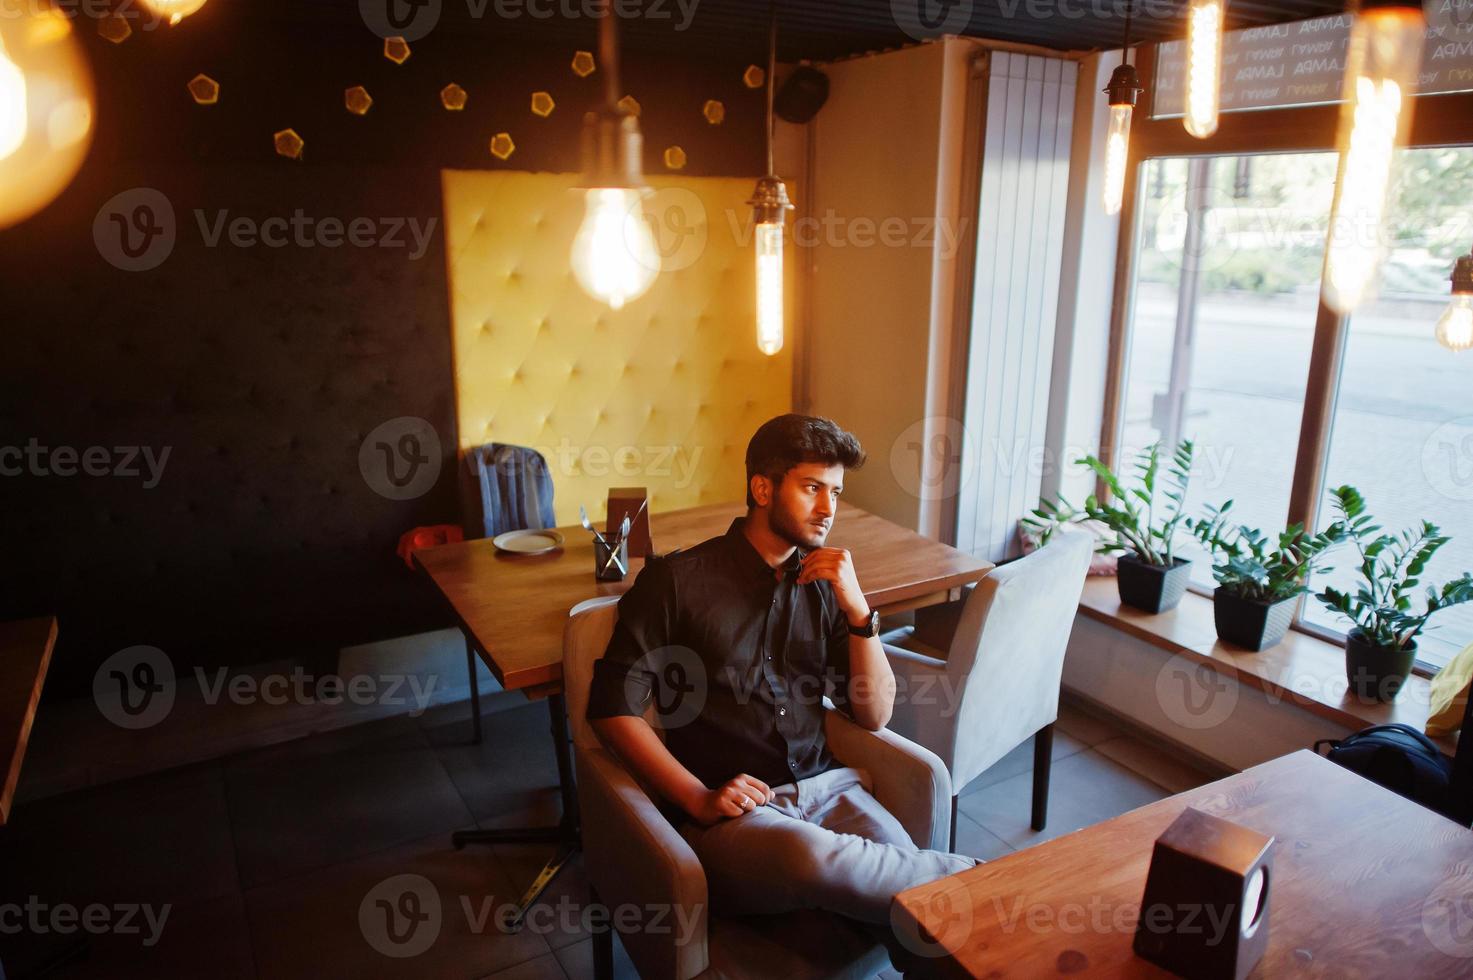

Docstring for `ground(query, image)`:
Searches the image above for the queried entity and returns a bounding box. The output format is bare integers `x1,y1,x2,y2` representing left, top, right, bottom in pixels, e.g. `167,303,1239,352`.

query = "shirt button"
779,707,787,716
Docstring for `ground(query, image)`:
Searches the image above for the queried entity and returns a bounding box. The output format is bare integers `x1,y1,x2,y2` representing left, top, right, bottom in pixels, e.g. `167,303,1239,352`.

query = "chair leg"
949,795,959,853
591,885,614,980
1032,723,1054,831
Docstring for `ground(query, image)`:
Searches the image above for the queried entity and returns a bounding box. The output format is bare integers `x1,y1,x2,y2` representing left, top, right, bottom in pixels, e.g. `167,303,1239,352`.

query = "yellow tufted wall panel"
442,170,794,525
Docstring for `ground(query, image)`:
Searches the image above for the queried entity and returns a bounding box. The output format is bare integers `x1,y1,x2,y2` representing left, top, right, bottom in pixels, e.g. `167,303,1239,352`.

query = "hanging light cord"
765,0,777,176
1121,0,1133,67
600,7,621,111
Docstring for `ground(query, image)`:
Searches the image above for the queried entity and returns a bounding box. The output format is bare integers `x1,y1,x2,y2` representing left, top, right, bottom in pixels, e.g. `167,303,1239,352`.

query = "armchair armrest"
576,744,710,980
823,706,953,852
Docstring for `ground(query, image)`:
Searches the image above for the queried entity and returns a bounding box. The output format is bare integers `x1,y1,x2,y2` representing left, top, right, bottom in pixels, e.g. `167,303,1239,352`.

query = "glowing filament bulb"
1323,4,1423,314
1185,0,1223,138
0,6,94,229
755,221,783,355
570,188,660,310
0,36,26,161
1436,294,1473,352
1103,104,1132,216
139,0,208,25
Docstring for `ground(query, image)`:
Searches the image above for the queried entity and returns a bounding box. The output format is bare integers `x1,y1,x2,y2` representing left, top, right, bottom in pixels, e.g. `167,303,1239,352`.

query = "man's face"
764,461,844,550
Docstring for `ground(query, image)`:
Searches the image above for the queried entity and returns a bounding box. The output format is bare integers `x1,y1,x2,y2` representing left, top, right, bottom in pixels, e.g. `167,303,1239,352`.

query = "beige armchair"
881,532,1094,849
562,596,955,980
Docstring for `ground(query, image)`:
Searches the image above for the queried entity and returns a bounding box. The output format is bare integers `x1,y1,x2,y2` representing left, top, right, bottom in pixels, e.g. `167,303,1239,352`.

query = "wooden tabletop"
893,749,1473,978
414,500,993,693
0,617,57,827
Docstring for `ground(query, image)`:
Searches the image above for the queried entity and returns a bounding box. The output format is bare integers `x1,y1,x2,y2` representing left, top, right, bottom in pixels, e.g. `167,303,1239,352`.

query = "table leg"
465,636,482,746
451,692,580,930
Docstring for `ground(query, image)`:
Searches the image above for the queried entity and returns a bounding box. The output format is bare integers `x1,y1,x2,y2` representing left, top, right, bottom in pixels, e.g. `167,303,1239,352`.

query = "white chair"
882,532,1094,849
563,596,955,980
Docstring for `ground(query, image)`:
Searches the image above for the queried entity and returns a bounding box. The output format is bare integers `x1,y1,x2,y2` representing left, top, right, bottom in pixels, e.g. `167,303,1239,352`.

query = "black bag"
1314,723,1455,816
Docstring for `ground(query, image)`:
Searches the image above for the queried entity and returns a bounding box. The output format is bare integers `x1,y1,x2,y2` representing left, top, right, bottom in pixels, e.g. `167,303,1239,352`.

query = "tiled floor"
0,696,1216,979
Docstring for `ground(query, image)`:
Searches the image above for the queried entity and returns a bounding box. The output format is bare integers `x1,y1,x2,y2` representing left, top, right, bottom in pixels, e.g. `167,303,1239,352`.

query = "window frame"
1098,43,1473,674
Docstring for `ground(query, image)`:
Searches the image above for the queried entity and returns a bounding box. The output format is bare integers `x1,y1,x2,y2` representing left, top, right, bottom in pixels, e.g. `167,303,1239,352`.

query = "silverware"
600,514,632,576
599,538,627,576
579,505,609,547
600,548,627,577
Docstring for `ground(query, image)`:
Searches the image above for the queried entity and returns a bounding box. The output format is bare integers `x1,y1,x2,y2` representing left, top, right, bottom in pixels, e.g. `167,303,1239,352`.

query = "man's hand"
796,547,870,624
682,773,774,826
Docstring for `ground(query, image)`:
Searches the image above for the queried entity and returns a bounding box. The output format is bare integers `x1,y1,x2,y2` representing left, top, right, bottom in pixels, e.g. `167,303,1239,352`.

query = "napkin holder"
607,487,652,558
1133,807,1274,980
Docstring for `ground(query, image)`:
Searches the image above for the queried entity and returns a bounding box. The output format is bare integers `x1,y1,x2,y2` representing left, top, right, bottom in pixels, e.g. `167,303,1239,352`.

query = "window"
1119,152,1333,590
1301,146,1473,669
1117,148,1473,671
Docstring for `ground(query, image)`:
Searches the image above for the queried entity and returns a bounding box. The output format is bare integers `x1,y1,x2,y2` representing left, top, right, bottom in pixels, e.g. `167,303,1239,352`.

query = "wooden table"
0,621,72,980
0,616,57,828
415,500,994,699
415,500,993,926
894,749,1473,978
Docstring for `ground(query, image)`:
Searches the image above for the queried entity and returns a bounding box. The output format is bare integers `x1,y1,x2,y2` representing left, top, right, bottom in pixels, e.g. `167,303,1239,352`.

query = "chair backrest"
460,442,556,539
941,531,1094,787
563,596,623,753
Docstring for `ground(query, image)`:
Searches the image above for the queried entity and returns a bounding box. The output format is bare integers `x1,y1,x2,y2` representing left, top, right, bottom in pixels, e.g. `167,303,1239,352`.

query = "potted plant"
1187,501,1345,651
1028,441,1195,613
1316,485,1473,701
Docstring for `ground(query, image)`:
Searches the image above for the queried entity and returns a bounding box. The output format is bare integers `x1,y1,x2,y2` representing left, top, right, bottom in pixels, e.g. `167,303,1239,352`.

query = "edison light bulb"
1100,59,1140,216
0,3,93,229
570,187,660,310
1436,294,1473,352
0,36,26,161
1323,2,1423,315
1103,104,1133,215
1184,0,1224,138
139,0,208,26
754,222,783,355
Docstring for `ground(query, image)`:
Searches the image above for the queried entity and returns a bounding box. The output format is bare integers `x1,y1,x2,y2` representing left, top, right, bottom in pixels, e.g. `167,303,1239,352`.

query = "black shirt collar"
725,516,805,583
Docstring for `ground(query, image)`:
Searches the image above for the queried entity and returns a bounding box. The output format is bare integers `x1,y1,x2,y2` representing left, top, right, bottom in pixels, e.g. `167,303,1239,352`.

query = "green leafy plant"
1315,485,1473,651
1186,500,1346,603
1020,497,1088,547
1026,441,1195,566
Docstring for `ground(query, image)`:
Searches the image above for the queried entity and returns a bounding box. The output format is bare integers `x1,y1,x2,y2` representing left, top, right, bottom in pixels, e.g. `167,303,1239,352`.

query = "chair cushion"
703,908,890,980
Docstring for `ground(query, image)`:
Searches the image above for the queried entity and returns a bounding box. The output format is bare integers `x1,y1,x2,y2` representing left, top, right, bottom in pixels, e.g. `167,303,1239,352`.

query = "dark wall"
0,1,764,694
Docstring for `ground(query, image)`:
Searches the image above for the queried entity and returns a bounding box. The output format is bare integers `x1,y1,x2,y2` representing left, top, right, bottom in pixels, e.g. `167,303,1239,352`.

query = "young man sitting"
586,413,977,935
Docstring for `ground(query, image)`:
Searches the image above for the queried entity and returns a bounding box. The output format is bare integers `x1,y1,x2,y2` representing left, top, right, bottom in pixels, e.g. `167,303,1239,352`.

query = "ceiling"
284,0,1351,61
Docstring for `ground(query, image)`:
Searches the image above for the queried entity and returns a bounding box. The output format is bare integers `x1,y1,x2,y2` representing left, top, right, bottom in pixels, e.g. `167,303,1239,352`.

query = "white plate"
492,529,565,555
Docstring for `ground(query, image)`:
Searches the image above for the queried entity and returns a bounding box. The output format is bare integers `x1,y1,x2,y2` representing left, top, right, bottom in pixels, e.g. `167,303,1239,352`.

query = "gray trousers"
677,765,978,925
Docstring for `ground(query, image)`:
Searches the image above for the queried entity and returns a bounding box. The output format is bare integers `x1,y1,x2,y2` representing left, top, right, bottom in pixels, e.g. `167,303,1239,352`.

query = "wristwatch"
847,609,880,638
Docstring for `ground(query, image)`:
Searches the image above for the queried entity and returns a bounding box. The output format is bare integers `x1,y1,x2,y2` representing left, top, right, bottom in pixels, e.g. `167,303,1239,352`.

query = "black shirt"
586,516,856,795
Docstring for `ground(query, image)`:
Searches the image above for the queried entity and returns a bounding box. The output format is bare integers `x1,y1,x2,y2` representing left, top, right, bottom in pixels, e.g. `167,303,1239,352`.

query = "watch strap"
848,610,879,638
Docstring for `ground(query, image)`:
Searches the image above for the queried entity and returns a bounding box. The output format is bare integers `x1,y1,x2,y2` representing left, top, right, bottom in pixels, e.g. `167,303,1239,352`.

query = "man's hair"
744,414,866,509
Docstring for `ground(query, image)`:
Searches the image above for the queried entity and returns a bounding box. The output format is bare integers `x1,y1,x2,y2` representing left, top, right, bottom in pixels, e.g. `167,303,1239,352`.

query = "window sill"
1077,577,1457,758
